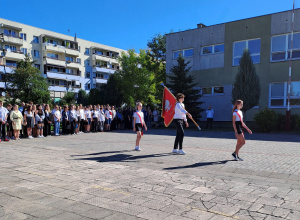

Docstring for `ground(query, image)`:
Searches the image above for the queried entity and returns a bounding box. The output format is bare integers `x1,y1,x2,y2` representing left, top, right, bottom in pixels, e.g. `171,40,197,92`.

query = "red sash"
136,112,144,136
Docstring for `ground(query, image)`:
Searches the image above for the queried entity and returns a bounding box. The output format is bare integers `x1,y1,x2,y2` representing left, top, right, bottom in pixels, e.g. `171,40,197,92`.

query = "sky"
1,0,298,51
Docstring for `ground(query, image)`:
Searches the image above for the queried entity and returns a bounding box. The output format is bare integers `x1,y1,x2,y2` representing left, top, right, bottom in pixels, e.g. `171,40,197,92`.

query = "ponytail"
232,100,243,112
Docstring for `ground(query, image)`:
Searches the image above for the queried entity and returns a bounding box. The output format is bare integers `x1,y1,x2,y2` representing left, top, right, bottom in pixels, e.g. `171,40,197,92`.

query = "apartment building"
166,9,300,121
0,18,125,100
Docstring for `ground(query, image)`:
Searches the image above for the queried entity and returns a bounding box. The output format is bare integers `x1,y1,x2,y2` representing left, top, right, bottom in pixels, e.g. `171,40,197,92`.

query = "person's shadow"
163,160,232,170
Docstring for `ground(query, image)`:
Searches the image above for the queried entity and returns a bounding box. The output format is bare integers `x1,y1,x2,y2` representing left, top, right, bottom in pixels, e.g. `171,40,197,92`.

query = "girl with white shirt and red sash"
133,102,147,151
232,100,252,161
173,93,192,155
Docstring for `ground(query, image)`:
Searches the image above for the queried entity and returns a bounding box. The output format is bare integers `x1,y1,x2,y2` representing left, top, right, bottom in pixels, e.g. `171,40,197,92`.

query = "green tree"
101,74,123,106
60,91,76,105
232,49,261,116
88,88,101,105
116,49,157,106
146,33,167,104
167,56,203,121
77,89,88,106
5,55,50,104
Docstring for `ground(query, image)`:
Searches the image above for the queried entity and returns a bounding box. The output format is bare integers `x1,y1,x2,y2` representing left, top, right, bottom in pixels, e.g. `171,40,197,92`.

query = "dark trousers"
174,119,184,150
70,121,75,134
206,118,213,129
0,122,6,139
80,119,85,132
44,121,51,136
92,118,98,132
62,120,68,134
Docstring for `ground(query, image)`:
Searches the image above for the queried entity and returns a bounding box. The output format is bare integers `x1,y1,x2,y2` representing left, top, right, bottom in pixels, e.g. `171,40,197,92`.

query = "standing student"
152,107,159,128
205,106,214,129
54,106,61,136
173,93,192,155
0,100,9,141
32,104,37,137
79,104,85,133
92,105,99,132
6,104,13,139
232,100,252,161
85,106,92,133
43,104,52,137
76,105,80,134
69,104,77,135
105,105,112,131
10,105,23,140
99,106,105,132
24,105,34,139
62,106,69,135
35,105,45,138
133,102,147,151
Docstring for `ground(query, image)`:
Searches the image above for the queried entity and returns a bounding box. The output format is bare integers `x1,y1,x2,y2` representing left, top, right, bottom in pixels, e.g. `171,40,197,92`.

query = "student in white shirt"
99,106,105,132
232,100,252,161
54,106,61,136
173,93,192,155
92,105,99,132
133,102,147,151
85,106,92,133
24,105,35,138
105,105,112,131
79,104,86,133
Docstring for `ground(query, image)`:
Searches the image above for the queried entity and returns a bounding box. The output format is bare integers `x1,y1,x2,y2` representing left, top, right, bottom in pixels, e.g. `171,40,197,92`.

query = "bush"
254,108,279,132
277,113,299,131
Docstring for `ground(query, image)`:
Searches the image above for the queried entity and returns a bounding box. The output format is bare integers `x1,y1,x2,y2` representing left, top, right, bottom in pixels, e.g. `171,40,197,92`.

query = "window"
34,50,39,58
65,56,74,62
5,45,16,51
173,48,194,59
4,29,16,36
66,69,74,74
271,32,300,61
269,81,300,107
21,48,27,54
47,53,58,59
86,72,90,78
48,39,58,45
85,48,90,55
34,64,40,70
202,44,224,55
233,39,261,66
85,60,90,66
201,86,224,95
95,50,103,55
6,60,17,67
20,33,26,40
76,58,81,64
33,36,39,43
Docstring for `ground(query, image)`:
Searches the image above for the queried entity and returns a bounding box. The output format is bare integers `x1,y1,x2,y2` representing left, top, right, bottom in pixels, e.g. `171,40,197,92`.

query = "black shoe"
232,152,239,161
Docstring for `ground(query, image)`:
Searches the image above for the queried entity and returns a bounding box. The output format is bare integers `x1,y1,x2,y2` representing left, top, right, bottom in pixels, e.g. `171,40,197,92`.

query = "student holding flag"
173,93,192,155
232,100,252,161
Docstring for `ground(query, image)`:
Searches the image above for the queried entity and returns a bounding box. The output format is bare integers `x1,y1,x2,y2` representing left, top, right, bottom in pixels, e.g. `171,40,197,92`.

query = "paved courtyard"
0,128,300,220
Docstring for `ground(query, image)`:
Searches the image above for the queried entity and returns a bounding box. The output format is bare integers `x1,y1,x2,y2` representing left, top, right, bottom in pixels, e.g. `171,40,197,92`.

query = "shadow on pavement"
72,152,171,163
70,150,132,157
163,160,233,170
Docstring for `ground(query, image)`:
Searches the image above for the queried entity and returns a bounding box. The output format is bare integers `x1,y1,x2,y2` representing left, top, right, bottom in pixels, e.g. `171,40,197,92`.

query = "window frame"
201,86,224,96
172,48,194,59
33,36,39,44
233,38,261,66
201,44,225,55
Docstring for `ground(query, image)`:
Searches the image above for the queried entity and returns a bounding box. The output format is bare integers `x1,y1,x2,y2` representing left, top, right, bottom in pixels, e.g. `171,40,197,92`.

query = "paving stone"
137,209,171,220
80,207,114,219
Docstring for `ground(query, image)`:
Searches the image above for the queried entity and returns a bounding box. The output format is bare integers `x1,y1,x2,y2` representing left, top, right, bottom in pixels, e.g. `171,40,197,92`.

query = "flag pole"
160,83,201,130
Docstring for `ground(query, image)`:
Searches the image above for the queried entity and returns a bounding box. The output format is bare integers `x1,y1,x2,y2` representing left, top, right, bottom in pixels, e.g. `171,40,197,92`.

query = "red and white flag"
161,86,177,127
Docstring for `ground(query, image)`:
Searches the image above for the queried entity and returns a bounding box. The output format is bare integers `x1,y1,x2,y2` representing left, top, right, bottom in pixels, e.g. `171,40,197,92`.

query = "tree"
101,74,123,106
5,55,50,104
232,49,261,115
88,88,101,105
60,91,76,105
116,49,157,106
167,56,203,121
77,89,88,106
146,33,167,104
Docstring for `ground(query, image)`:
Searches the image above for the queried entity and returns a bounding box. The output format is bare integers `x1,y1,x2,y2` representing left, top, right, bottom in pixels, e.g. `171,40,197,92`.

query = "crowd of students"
0,101,161,141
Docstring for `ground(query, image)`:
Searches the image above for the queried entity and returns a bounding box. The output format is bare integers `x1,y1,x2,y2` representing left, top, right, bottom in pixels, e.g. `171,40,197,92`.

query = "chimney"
197,23,206,28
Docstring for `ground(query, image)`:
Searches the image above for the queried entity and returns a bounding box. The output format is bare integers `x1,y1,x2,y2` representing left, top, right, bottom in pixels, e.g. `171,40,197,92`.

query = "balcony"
47,71,80,81
66,60,80,69
4,50,25,61
95,78,107,84
92,54,117,63
43,43,80,56
49,85,80,93
45,57,66,67
3,34,23,46
0,65,15,73
93,66,116,74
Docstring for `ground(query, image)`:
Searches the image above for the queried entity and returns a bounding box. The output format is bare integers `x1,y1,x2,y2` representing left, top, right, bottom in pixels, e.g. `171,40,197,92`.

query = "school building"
166,9,300,121
0,18,126,102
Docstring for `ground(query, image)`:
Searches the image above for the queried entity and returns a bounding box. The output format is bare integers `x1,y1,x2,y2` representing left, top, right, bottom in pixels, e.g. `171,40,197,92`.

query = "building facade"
0,18,126,101
166,9,300,121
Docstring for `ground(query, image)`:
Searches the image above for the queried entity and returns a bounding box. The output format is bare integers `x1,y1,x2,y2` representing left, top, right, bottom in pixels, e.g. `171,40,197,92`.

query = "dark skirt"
235,121,243,134
26,116,34,128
